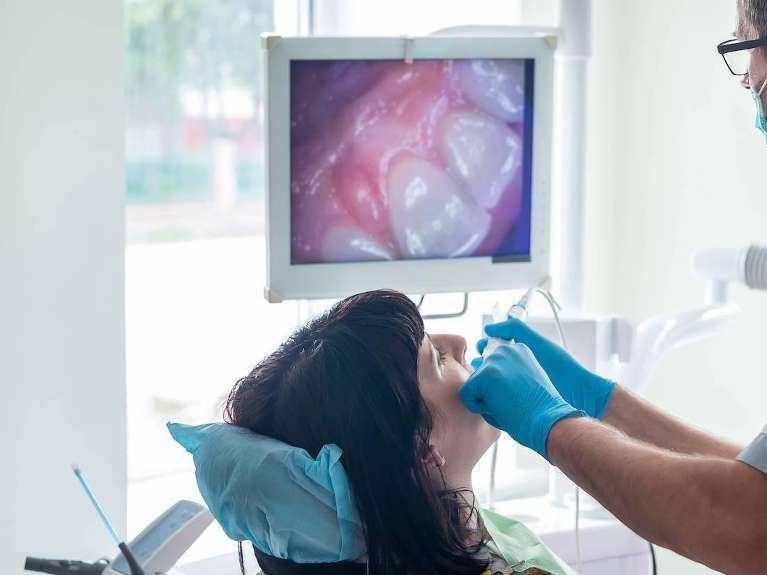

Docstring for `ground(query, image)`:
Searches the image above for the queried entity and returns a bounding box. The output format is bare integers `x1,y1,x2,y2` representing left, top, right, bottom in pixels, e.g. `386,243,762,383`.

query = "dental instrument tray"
25,500,213,575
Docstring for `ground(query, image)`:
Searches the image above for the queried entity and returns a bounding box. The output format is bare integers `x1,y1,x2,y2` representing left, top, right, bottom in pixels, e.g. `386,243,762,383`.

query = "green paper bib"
480,507,576,575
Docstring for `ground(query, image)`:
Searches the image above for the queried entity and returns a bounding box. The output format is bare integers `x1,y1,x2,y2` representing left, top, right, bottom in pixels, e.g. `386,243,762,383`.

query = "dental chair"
168,423,369,574
168,422,581,575
250,547,366,575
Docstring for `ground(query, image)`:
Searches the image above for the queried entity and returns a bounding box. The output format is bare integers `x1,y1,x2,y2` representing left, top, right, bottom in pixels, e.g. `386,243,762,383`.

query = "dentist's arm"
477,319,741,459
603,385,741,459
548,417,767,575
462,344,767,574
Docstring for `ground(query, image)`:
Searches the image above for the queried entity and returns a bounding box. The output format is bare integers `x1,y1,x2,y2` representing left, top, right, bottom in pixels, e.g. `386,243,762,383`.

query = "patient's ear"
423,444,446,469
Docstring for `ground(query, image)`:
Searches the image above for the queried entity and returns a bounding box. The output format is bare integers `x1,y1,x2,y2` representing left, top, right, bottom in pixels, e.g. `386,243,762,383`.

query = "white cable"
575,485,582,572
488,440,499,510
487,287,535,508
484,286,583,573
534,288,583,574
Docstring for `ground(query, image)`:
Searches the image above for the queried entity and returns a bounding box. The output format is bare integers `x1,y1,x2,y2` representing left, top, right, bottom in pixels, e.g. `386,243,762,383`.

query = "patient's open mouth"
290,59,527,264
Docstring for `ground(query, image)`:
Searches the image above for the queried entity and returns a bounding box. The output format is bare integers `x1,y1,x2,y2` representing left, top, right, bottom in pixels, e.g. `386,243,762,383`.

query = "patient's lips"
290,60,528,264
388,156,490,258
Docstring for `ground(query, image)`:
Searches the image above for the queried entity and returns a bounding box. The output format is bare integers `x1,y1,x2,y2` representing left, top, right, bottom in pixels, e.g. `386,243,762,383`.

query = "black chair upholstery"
252,545,367,575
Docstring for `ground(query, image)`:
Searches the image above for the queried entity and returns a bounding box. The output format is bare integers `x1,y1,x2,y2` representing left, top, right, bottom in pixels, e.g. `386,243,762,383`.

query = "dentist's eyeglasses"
717,37,767,76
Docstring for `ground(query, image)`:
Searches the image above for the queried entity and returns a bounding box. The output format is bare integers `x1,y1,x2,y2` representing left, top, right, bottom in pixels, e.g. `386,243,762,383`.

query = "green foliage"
126,0,273,114
126,157,211,203
126,158,265,204
125,0,273,204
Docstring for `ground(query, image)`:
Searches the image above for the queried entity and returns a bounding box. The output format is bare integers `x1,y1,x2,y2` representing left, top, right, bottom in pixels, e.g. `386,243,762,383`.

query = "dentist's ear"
423,444,446,468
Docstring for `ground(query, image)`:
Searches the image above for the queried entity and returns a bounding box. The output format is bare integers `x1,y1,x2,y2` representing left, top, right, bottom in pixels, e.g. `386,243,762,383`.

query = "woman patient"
224,289,546,575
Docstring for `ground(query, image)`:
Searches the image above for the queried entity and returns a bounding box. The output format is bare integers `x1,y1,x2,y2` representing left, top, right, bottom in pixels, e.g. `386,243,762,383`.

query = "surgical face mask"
752,76,767,143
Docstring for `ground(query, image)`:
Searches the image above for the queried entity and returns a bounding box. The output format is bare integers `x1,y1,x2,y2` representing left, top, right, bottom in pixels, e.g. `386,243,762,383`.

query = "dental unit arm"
526,246,758,401
691,245,767,303
621,245,766,392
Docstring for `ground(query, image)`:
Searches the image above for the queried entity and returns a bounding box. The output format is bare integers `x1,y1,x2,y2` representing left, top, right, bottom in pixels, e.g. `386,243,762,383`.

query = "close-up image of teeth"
290,58,533,265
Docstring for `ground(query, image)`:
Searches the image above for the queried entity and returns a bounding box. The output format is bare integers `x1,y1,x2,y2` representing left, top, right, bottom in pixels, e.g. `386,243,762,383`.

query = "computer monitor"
263,35,554,302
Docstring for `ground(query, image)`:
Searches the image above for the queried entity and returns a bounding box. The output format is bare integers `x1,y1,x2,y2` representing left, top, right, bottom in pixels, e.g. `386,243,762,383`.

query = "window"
126,0,275,241
125,0,302,560
125,0,553,563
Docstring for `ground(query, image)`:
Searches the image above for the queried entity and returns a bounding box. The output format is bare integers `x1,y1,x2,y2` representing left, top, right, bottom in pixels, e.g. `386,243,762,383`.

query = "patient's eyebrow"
426,333,442,372
425,334,438,366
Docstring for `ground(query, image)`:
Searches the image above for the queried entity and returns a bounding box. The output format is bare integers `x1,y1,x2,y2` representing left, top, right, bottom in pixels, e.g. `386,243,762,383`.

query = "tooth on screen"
387,157,490,259
320,224,394,262
441,110,522,210
456,60,526,124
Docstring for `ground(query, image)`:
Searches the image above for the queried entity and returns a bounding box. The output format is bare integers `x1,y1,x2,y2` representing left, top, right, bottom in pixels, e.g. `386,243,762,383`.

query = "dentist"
460,2,767,573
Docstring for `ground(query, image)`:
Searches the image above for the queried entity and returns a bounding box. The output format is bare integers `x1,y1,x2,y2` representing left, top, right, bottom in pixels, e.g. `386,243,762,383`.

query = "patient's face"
417,334,500,483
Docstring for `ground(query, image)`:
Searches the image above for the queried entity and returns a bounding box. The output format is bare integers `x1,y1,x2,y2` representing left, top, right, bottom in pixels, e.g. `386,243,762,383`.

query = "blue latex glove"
472,318,616,420
460,342,584,460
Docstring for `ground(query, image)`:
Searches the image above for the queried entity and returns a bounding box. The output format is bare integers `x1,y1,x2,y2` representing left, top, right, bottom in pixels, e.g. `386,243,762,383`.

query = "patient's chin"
473,414,502,447
482,419,502,443
463,410,502,450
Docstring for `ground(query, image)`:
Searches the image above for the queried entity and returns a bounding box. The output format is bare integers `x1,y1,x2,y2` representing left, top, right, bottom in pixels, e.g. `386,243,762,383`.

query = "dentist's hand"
473,319,616,420
460,342,584,460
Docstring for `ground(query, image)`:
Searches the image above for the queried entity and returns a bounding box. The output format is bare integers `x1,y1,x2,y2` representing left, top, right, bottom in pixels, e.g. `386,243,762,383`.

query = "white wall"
313,0,522,35
0,1,126,572
586,1,767,572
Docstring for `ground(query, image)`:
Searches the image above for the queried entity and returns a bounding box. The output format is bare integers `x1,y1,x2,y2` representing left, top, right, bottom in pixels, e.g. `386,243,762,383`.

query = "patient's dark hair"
224,289,488,575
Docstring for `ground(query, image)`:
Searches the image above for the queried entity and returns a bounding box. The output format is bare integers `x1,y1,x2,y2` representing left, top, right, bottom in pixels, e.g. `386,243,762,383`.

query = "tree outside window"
126,0,273,241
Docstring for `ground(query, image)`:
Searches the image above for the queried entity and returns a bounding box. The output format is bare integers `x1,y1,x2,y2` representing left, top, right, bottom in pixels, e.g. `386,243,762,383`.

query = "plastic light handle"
72,466,122,546
483,303,529,358
72,466,146,575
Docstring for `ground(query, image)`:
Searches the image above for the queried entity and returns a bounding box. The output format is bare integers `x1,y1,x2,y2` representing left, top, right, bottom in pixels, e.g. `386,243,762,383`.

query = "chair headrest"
251,545,367,575
168,422,366,563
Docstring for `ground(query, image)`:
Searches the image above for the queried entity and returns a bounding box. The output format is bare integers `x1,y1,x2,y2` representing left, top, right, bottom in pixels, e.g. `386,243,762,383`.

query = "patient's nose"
434,334,467,363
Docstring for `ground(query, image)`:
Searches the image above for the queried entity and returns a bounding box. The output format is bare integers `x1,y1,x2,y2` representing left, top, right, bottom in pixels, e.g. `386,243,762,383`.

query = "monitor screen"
290,58,534,265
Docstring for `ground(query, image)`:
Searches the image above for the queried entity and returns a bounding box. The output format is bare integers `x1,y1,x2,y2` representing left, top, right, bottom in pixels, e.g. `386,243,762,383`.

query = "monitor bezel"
263,34,555,302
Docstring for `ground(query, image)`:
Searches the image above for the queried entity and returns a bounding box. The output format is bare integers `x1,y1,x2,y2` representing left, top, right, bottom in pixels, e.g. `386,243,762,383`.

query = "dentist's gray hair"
739,0,767,38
